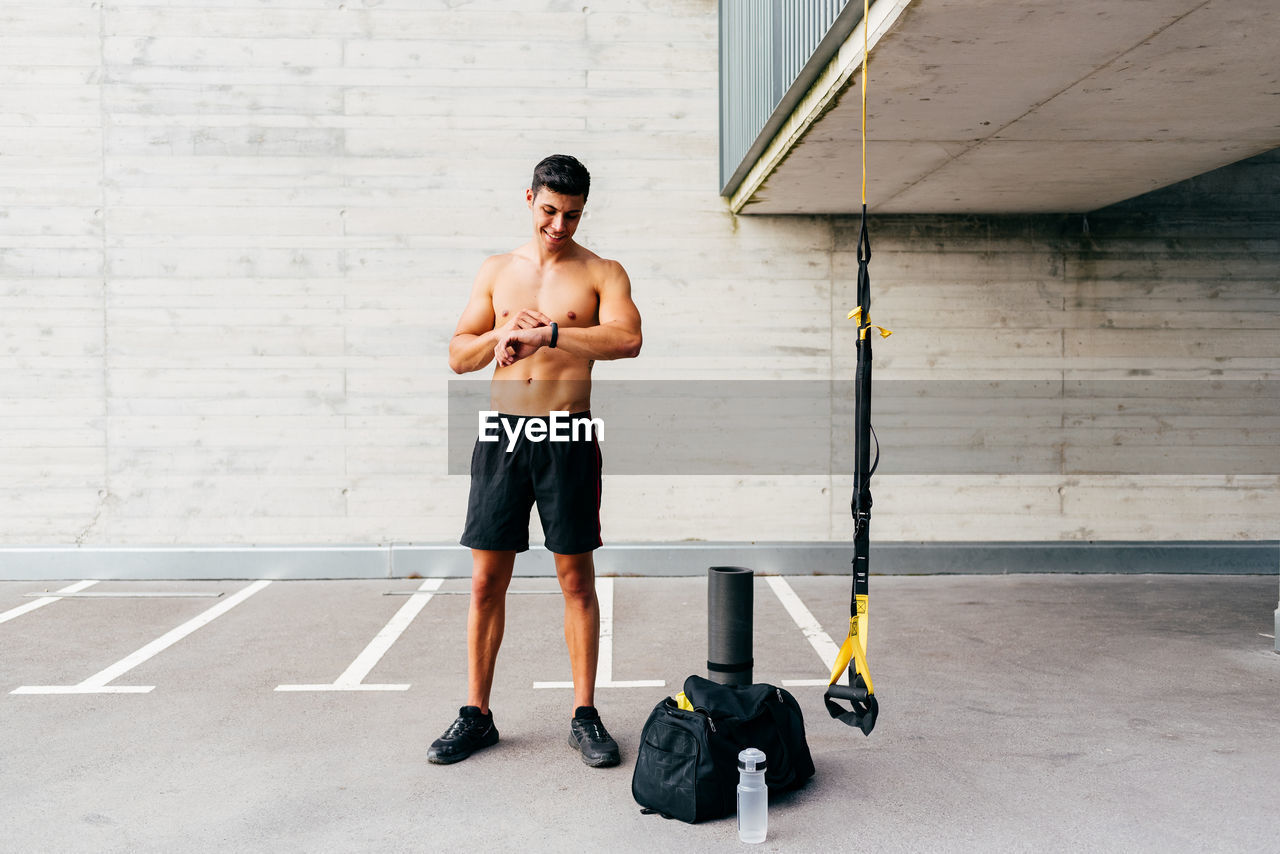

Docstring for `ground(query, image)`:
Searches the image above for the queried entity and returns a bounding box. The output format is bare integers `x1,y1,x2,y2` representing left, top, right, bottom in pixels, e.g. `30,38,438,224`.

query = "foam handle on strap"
824,671,878,736
825,683,868,702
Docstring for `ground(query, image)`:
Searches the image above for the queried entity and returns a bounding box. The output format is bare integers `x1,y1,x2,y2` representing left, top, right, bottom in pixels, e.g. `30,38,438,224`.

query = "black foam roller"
707,566,753,685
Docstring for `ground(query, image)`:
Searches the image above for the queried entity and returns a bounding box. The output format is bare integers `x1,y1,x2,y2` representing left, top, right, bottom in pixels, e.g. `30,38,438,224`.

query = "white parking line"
534,577,665,690
765,576,841,687
0,580,99,625
12,580,272,695
276,578,443,692
22,591,222,599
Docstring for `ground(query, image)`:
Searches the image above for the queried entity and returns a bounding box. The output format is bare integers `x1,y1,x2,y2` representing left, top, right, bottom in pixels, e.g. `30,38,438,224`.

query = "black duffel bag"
631,675,815,823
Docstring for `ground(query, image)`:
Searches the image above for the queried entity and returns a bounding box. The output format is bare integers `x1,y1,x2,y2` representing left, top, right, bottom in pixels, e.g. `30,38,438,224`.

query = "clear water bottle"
737,747,768,844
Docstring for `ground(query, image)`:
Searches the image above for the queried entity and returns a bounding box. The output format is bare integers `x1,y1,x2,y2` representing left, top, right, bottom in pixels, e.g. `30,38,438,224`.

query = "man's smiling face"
527,188,585,252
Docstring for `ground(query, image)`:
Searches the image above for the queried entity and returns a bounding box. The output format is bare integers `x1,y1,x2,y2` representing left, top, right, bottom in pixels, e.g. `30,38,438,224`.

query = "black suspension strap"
824,0,888,735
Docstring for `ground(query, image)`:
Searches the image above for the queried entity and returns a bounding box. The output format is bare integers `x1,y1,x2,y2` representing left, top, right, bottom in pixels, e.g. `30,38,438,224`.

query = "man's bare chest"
492,271,599,327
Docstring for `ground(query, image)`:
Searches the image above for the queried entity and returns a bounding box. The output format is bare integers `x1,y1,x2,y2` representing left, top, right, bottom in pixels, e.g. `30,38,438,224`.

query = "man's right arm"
448,257,551,374
448,258,501,374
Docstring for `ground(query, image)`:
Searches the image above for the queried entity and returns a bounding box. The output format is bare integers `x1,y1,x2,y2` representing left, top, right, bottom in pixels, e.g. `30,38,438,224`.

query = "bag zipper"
692,705,716,733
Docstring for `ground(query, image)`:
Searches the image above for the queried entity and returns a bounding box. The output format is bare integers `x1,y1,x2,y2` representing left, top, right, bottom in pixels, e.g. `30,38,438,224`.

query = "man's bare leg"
426,548,512,764
553,550,599,711
467,548,516,713
555,550,620,767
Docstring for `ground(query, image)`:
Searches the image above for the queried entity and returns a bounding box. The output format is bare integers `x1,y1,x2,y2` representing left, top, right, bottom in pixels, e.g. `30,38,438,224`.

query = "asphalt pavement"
2,573,1277,853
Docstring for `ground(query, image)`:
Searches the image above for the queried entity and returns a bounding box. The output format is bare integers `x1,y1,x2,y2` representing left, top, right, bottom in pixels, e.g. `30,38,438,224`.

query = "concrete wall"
1,1,1275,553
845,153,1280,541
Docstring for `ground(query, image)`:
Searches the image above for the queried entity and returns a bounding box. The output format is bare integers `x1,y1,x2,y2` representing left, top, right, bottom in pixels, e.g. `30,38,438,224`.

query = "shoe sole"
427,729,499,765
568,734,620,768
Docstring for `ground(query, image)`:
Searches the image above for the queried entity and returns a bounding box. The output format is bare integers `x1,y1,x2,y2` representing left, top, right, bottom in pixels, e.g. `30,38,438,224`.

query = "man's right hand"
493,309,552,368
499,309,552,335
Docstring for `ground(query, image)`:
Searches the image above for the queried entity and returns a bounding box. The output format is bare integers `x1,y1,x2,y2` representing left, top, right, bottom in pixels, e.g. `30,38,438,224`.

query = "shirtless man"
429,155,642,767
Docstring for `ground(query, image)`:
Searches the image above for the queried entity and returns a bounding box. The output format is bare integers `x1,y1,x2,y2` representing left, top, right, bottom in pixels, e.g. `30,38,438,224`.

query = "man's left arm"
494,261,641,366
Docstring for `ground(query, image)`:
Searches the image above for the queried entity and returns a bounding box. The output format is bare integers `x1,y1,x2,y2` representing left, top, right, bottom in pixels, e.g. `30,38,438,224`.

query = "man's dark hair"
531,154,590,201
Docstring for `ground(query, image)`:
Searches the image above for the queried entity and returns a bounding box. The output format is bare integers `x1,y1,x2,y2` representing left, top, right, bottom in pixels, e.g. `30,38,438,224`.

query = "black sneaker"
568,706,620,768
427,706,499,765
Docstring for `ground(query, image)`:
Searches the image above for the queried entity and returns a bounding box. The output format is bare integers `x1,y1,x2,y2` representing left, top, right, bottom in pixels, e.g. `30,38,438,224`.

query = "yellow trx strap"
861,0,868,208
848,306,893,338
829,595,873,694
825,0,882,735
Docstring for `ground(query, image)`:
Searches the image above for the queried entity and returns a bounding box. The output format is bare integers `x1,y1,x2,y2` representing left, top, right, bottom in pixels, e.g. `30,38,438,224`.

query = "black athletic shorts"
460,411,603,555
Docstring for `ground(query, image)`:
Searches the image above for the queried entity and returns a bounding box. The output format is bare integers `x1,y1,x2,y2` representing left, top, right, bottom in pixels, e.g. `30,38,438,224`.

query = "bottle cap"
738,747,767,772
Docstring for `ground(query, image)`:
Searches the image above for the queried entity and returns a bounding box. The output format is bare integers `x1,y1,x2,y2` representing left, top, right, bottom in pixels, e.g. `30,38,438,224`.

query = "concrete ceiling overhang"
728,0,1280,215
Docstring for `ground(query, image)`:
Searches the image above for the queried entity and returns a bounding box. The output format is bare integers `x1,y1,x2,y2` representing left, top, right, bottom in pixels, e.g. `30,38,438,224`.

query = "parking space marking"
0,580,99,626
276,578,444,692
533,578,665,690
11,580,272,695
4,578,843,697
22,591,222,599
765,576,841,687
